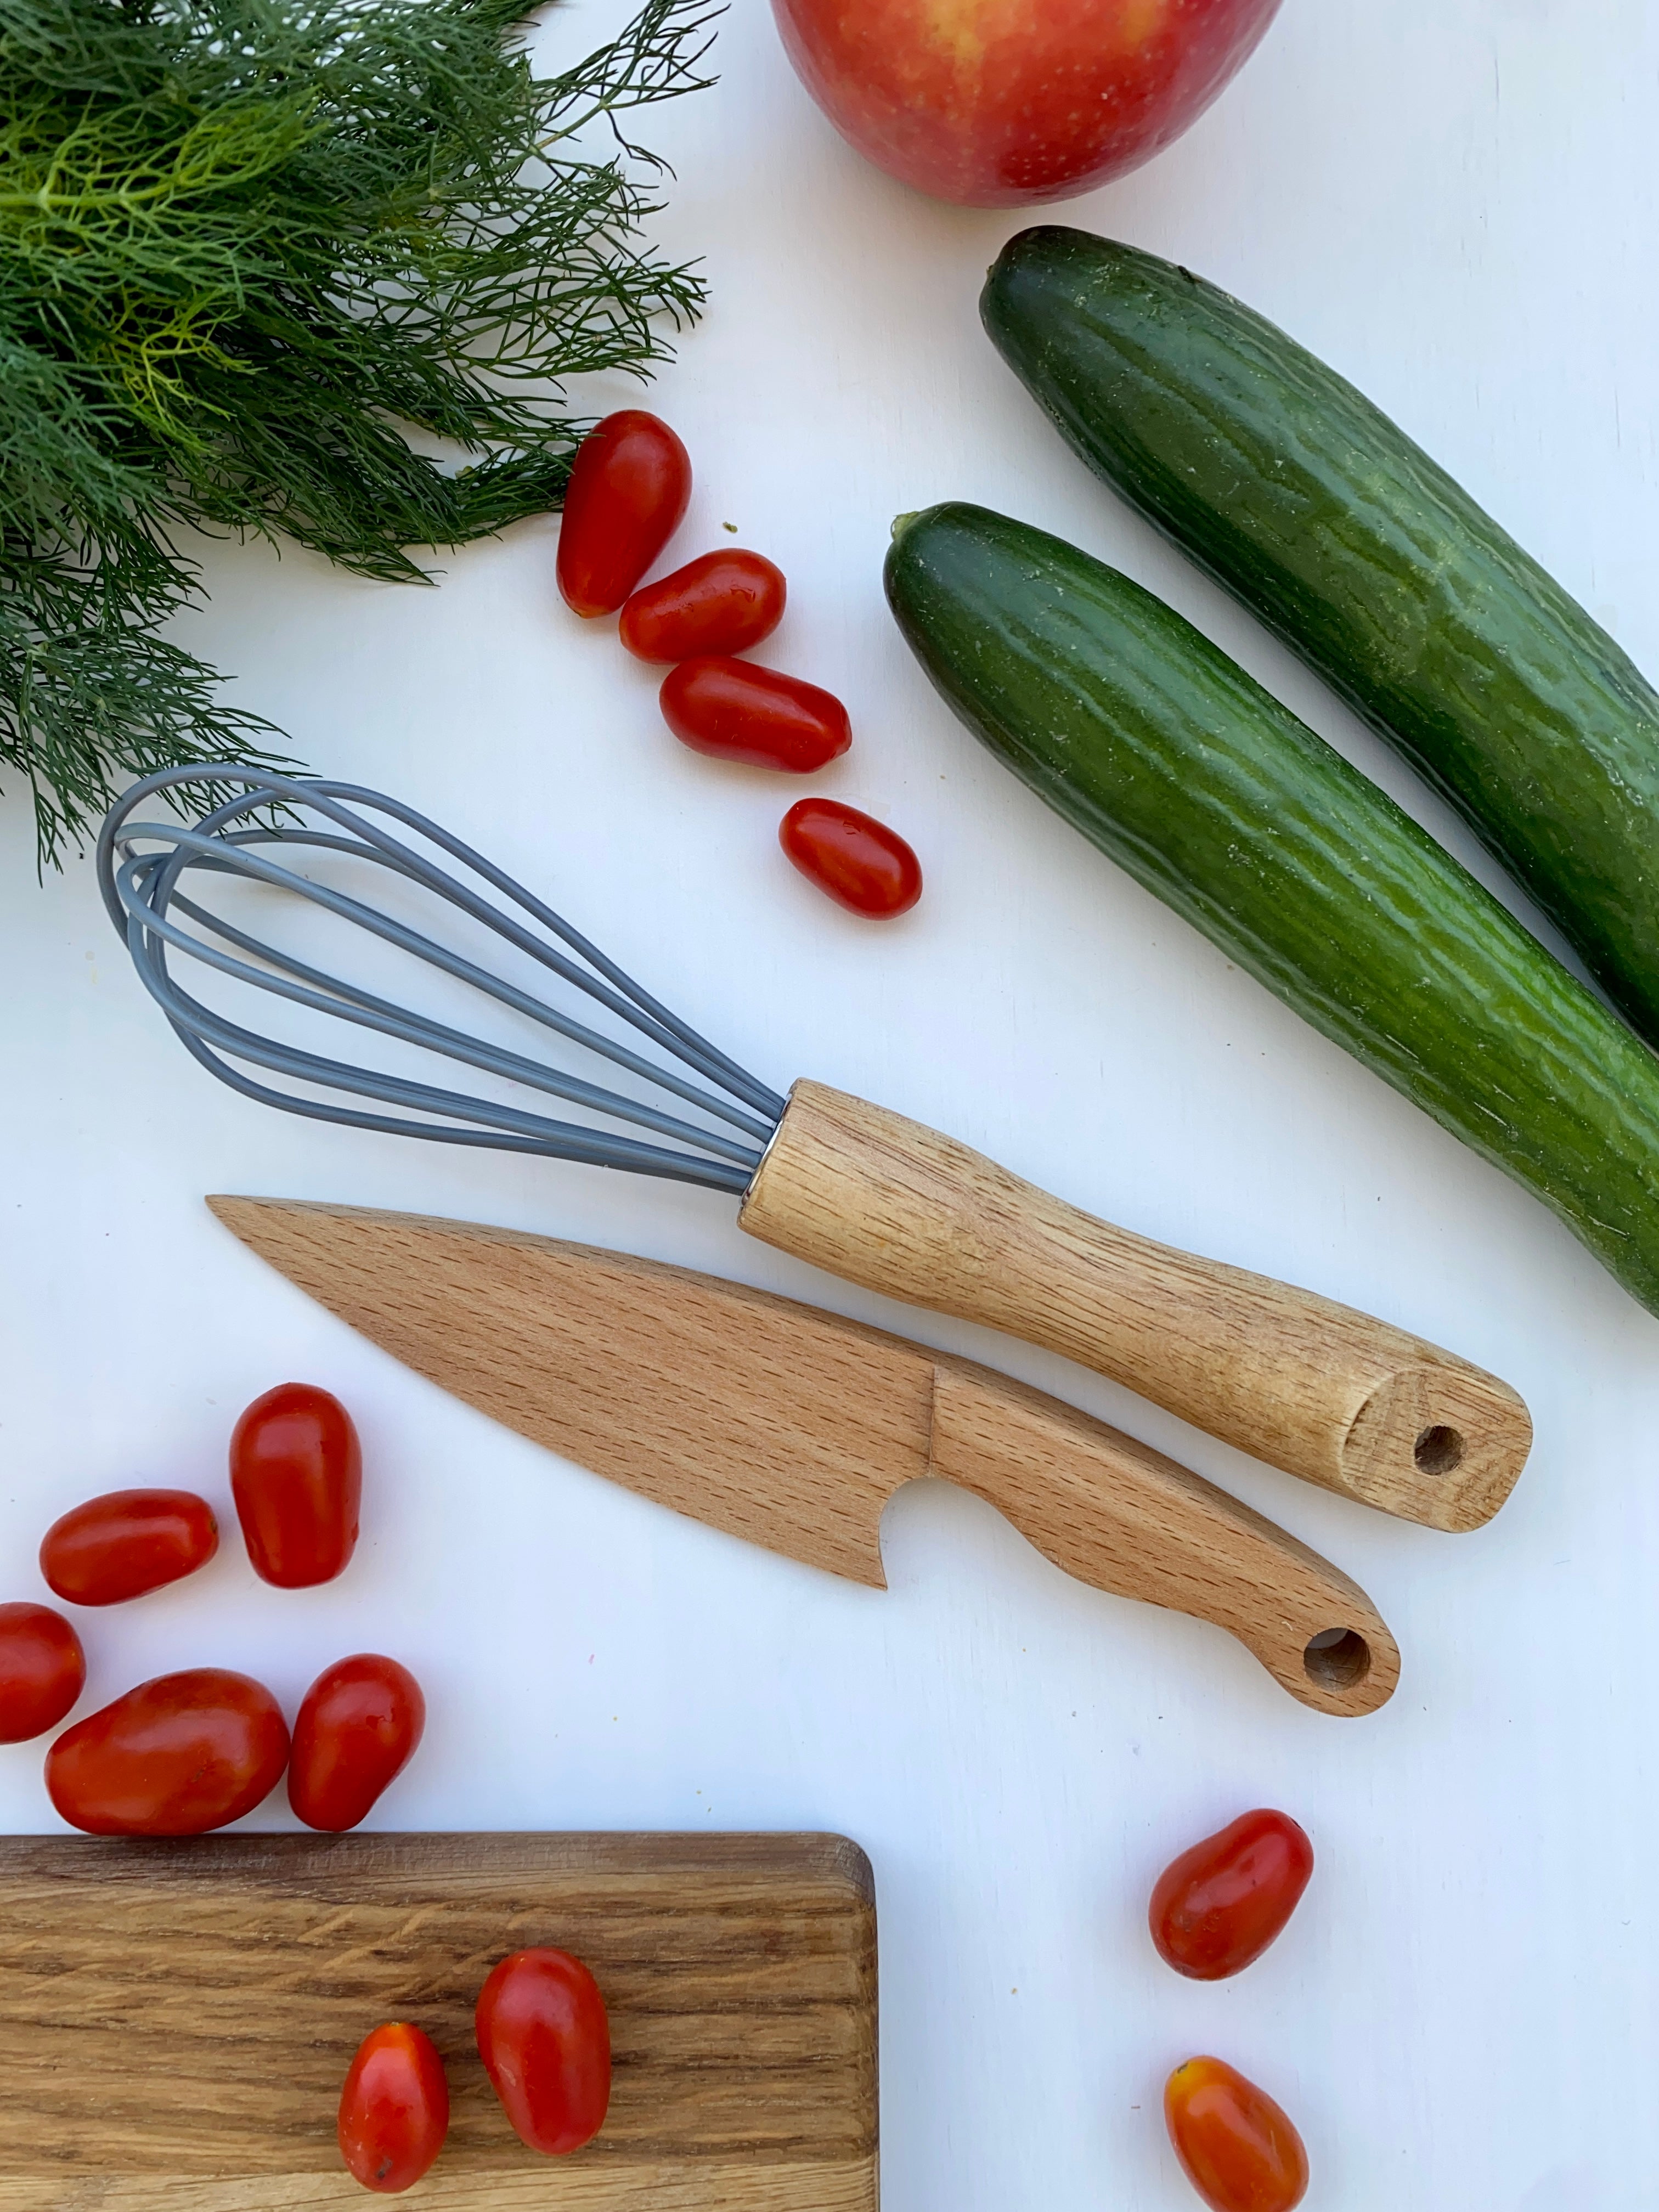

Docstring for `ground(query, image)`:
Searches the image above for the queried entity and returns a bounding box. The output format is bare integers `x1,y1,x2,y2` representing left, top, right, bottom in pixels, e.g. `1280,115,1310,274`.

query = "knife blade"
208,1197,1399,1718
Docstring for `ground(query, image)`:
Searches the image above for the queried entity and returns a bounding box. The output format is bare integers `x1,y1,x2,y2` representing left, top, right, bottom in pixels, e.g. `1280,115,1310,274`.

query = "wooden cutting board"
0,1830,877,2210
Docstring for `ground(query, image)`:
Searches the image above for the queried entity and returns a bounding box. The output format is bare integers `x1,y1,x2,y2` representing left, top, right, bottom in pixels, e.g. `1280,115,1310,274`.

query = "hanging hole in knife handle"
926,1362,1400,1719
1303,1628,1372,1695
739,1080,1534,1534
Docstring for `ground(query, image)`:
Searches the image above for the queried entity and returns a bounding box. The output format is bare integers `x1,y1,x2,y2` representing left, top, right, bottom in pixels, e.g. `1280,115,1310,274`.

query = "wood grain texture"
0,2163,874,2210
929,1366,1397,1716
738,1081,1532,1532
0,1831,877,2211
208,1199,1397,1715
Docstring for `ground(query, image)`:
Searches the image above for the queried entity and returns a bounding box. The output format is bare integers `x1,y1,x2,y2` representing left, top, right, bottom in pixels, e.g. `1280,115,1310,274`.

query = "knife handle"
738,1080,1532,1534
928,1361,1400,1717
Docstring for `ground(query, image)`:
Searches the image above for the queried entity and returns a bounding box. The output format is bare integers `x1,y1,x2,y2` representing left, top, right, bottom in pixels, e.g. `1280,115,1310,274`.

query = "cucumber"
883,500,1659,1315
980,225,1659,1051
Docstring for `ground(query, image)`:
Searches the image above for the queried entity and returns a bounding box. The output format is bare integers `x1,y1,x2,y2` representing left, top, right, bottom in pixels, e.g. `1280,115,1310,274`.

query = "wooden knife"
210,1197,1401,1718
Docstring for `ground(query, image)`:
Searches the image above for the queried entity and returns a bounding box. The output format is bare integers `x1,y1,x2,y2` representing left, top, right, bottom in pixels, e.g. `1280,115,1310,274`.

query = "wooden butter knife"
211,1197,1401,1717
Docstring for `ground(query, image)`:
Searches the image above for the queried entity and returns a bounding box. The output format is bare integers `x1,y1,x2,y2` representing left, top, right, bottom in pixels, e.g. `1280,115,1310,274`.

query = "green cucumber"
980,225,1659,1050
883,500,1659,1314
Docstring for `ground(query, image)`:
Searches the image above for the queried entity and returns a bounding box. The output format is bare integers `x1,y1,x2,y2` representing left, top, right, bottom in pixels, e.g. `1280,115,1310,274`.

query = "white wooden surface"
2,3,1655,2204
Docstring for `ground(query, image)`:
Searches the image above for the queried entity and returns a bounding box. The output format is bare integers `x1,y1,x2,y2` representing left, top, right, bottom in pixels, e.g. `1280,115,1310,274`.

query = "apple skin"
769,0,1284,208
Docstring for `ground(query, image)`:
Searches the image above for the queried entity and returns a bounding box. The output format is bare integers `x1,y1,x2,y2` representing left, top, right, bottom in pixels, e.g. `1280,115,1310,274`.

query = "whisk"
99,765,1528,1534
99,766,785,1198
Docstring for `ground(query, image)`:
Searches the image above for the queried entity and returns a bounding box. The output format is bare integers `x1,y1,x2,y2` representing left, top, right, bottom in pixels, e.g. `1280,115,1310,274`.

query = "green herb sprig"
1,0,717,864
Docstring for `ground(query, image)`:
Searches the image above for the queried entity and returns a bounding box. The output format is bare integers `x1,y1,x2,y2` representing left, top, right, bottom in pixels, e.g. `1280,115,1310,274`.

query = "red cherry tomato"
289,1654,426,1833
46,1667,290,1836
1165,2057,1308,2212
771,0,1282,207
1150,1810,1314,1981
475,1948,611,2156
557,410,691,617
338,2021,450,2194
40,1487,218,1607
0,1602,84,1743
230,1382,362,1589
780,797,922,918
620,549,787,662
661,656,851,772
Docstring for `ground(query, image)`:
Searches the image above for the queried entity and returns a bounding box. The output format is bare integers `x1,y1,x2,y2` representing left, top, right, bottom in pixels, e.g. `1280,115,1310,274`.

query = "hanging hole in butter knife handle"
1303,1627,1372,1694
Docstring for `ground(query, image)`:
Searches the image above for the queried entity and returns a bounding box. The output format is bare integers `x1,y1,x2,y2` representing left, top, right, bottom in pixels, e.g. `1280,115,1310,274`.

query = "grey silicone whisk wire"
97,767,788,1196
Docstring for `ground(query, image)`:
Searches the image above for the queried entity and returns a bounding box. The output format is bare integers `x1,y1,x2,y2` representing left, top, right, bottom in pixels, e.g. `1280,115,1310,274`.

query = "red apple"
770,0,1284,208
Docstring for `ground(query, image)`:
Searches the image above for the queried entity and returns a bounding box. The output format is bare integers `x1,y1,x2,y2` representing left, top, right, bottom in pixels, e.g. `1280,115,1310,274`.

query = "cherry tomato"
1165,2057,1308,2212
620,549,787,662
230,1382,362,1588
40,1487,218,1607
46,1667,290,1836
661,656,851,772
475,1948,611,2156
0,1602,84,1743
338,2021,449,2194
1150,1810,1314,1981
780,797,922,918
289,1654,426,1832
557,410,691,618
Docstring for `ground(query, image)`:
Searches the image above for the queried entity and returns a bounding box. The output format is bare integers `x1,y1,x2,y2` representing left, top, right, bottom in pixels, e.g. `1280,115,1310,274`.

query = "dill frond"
0,0,719,866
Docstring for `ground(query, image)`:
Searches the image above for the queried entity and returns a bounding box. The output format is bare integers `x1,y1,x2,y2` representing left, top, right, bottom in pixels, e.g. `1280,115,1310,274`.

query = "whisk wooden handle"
738,1081,1532,1532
